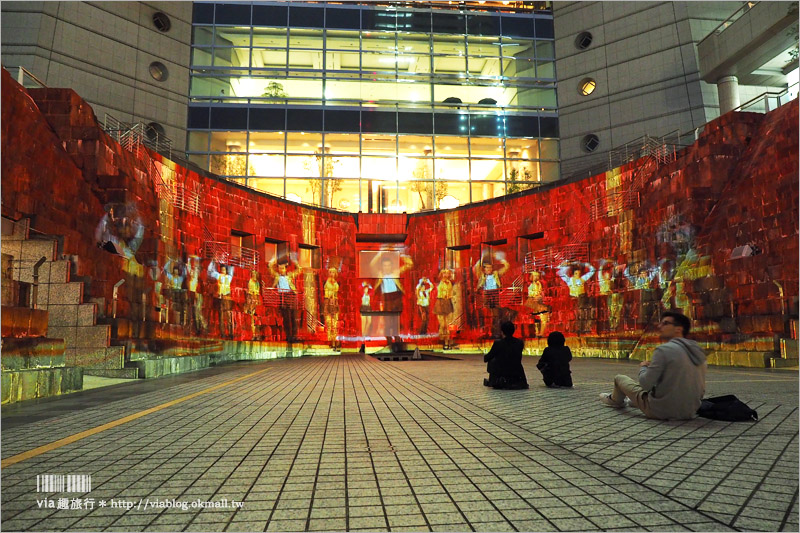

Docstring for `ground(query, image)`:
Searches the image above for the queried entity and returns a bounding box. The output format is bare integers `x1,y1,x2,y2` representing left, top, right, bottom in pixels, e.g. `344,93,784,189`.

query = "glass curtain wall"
188,2,558,212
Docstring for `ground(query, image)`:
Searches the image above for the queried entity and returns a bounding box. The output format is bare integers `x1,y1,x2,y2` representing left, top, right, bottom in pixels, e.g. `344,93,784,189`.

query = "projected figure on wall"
148,260,167,324
416,277,433,335
163,259,186,326
596,259,623,332
475,253,510,338
656,258,674,309
373,253,413,337
557,262,595,333
187,256,207,334
525,271,550,337
208,261,234,338
95,203,146,335
244,271,261,339
434,269,455,349
624,263,658,326
269,255,302,343
360,282,373,337
95,203,145,263
323,267,341,350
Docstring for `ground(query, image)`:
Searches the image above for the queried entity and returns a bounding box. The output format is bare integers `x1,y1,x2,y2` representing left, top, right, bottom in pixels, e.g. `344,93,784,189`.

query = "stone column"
717,75,740,115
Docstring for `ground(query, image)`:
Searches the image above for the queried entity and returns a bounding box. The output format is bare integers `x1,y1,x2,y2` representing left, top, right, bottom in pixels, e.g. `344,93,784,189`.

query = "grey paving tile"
386,513,427,528
348,515,389,529
3,356,798,533
185,522,228,532
468,520,514,531
226,520,268,532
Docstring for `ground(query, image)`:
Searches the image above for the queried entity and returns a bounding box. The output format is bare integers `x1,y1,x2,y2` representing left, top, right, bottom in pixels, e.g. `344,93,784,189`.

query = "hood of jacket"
670,338,706,366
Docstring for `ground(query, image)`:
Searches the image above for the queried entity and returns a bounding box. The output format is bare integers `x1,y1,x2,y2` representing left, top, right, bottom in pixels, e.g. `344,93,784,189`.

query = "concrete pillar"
717,75,740,115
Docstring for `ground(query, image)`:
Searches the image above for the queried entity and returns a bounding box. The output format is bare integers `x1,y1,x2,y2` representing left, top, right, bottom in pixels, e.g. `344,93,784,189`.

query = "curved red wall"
2,68,798,357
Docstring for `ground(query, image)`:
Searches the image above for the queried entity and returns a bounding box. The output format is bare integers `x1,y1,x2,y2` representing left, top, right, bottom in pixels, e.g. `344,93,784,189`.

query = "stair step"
36,281,84,307
1,255,71,286
770,357,799,369
18,238,58,262
1,306,49,337
84,367,139,379
46,303,98,327
48,324,110,349
64,345,125,369
1,217,30,240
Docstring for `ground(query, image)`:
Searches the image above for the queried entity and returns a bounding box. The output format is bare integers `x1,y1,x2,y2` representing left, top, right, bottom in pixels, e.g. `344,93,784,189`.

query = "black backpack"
697,395,758,422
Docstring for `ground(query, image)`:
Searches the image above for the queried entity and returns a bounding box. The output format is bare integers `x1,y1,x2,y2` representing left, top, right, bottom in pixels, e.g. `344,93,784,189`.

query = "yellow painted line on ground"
1,368,269,468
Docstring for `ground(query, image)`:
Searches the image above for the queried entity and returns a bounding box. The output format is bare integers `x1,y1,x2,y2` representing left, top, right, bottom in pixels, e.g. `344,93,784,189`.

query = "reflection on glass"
361,134,396,154
435,158,469,181
398,135,433,154
333,179,360,211
289,29,323,49
506,138,538,159
471,159,503,181
249,154,285,177
471,181,505,202
470,137,504,158
214,27,250,46
286,178,316,204
433,35,465,55
434,135,468,157
362,32,396,51
432,55,467,75
362,156,398,180
541,161,559,182
188,132,210,152
210,131,247,152
540,139,559,159
249,178,285,197
192,47,213,66
397,33,431,54
286,132,323,152
252,27,287,48
325,133,359,154
326,30,359,49
443,182,470,207
248,131,285,153
252,49,288,70
188,153,208,169
190,6,559,212
537,60,555,78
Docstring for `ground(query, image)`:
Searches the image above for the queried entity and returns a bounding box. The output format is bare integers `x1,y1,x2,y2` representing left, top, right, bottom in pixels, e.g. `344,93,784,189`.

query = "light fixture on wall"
729,243,762,260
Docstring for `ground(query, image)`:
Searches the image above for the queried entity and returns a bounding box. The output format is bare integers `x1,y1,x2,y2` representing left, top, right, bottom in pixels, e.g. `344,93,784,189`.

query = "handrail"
697,2,756,47
103,114,173,160
6,65,48,89
189,96,558,113
562,79,798,182
735,82,799,113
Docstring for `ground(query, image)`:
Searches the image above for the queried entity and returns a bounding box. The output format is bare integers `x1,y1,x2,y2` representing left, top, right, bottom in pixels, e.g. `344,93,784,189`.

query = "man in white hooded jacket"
599,311,707,420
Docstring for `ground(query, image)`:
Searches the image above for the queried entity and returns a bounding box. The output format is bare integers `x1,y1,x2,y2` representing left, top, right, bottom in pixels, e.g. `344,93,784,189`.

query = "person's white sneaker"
598,393,625,408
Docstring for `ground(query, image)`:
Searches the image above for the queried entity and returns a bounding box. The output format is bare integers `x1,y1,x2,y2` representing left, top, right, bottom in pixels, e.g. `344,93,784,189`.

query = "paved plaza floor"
1,352,797,532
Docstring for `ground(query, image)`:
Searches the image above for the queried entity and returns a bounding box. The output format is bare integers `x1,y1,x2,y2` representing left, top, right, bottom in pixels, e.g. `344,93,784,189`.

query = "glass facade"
188,1,558,212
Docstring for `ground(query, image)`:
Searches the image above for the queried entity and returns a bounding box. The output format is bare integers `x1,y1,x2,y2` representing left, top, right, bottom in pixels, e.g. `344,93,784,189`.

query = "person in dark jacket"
537,331,573,388
483,321,529,389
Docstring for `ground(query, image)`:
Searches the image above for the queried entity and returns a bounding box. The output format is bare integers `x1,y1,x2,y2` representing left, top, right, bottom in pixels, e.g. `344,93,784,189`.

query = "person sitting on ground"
483,321,529,390
598,311,706,419
537,331,573,388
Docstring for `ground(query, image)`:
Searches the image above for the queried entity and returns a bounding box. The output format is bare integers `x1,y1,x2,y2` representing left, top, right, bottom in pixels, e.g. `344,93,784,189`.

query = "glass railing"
738,82,799,113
